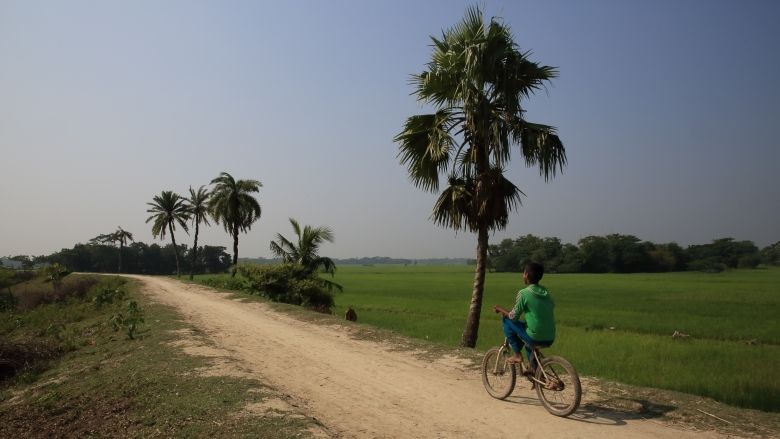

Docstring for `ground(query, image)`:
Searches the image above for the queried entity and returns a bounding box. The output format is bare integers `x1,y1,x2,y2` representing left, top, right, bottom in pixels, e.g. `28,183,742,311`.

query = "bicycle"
481,327,582,417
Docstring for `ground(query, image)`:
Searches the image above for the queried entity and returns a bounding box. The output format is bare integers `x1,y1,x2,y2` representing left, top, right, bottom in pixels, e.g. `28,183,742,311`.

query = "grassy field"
196,265,779,412
0,274,319,437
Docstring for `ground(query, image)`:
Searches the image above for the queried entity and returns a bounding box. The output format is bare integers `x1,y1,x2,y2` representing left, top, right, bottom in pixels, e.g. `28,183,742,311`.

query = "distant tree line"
238,256,474,266
32,242,232,275
489,234,779,273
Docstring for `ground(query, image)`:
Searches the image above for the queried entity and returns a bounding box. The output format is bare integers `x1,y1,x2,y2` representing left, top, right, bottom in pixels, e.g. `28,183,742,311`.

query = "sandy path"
130,275,724,439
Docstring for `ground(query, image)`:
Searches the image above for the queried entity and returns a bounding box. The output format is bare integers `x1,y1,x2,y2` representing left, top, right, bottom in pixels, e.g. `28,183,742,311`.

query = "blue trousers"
502,317,553,370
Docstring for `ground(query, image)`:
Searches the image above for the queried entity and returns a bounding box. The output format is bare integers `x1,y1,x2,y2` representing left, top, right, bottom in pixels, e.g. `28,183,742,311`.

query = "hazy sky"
1,0,778,259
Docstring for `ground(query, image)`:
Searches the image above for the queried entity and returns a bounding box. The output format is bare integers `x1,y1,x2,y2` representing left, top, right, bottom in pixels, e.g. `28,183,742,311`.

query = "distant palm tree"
208,172,262,277
395,6,566,347
270,218,341,291
186,185,211,280
271,218,337,274
91,226,134,273
113,226,134,274
146,191,190,277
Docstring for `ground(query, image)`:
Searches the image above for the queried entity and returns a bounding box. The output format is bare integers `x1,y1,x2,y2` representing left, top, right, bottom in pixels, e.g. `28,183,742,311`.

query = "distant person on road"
493,262,555,374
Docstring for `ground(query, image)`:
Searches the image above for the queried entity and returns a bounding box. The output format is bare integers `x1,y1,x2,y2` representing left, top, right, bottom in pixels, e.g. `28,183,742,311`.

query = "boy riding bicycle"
493,262,555,374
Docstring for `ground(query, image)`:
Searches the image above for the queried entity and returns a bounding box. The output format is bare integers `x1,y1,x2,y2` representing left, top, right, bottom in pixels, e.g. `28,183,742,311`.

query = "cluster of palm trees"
136,6,560,347
146,172,262,279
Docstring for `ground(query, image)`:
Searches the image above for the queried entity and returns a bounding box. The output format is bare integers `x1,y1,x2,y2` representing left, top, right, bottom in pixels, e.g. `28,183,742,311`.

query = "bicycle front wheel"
481,347,516,399
534,355,581,417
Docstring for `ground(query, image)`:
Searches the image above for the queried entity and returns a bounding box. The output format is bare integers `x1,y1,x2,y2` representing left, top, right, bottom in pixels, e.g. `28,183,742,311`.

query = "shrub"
291,278,335,309
109,300,145,340
237,264,335,311
93,286,126,308
200,276,249,291
43,263,70,293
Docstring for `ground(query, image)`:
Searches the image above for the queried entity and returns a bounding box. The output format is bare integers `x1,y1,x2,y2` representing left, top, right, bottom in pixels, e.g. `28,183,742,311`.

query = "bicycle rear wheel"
534,355,581,417
481,347,516,399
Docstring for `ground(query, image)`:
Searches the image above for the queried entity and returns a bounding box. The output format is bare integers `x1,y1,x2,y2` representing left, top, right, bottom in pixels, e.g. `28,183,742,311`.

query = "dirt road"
130,275,724,439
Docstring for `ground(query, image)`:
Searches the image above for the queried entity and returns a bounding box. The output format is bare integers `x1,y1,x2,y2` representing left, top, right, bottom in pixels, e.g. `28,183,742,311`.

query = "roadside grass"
0,274,320,438
191,266,780,412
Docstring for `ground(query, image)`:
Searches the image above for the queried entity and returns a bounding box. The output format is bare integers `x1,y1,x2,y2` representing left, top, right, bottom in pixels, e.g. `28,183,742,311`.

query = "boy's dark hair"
525,262,544,284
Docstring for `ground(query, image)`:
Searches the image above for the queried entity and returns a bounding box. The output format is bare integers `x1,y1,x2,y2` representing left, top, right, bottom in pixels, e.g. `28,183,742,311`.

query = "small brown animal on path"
345,306,357,322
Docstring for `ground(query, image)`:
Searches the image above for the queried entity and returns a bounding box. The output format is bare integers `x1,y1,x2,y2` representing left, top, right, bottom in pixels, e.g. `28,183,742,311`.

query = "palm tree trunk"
169,223,180,277
231,224,239,278
117,242,123,274
190,221,199,280
461,221,489,348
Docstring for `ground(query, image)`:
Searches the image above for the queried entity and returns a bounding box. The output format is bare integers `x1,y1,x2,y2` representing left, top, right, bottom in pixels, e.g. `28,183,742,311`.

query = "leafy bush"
291,278,335,309
93,286,126,308
43,263,70,292
237,264,335,310
200,276,249,291
109,301,145,340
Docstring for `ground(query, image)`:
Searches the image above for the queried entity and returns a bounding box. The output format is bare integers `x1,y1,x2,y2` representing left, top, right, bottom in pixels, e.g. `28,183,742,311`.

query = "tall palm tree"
186,185,211,280
270,218,341,291
91,226,134,273
146,191,190,277
208,172,262,277
395,6,567,347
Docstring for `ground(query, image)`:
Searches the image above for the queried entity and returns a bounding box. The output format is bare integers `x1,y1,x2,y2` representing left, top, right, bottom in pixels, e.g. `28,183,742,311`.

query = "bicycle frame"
492,339,512,374
495,337,552,386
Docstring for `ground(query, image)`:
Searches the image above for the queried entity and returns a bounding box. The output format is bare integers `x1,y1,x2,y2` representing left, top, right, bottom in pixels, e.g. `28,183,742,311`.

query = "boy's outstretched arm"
493,305,511,317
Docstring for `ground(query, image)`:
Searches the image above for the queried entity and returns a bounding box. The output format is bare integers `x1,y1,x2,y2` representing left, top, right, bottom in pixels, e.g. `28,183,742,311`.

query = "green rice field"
198,266,780,412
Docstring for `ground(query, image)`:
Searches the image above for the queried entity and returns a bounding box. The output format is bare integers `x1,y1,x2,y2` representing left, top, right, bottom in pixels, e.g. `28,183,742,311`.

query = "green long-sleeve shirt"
509,284,556,341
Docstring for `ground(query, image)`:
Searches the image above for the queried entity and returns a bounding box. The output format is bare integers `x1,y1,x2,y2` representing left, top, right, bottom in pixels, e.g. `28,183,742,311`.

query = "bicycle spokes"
534,356,581,417
481,347,516,400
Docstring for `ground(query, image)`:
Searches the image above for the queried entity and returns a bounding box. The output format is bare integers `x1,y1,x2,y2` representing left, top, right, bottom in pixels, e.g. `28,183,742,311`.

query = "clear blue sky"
1,0,778,258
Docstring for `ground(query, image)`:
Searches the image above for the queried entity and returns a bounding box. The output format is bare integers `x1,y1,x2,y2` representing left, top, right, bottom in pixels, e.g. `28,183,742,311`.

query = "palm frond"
479,167,525,230
273,218,337,275
318,277,343,293
395,110,457,192
313,256,337,276
514,121,567,181
430,176,476,231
